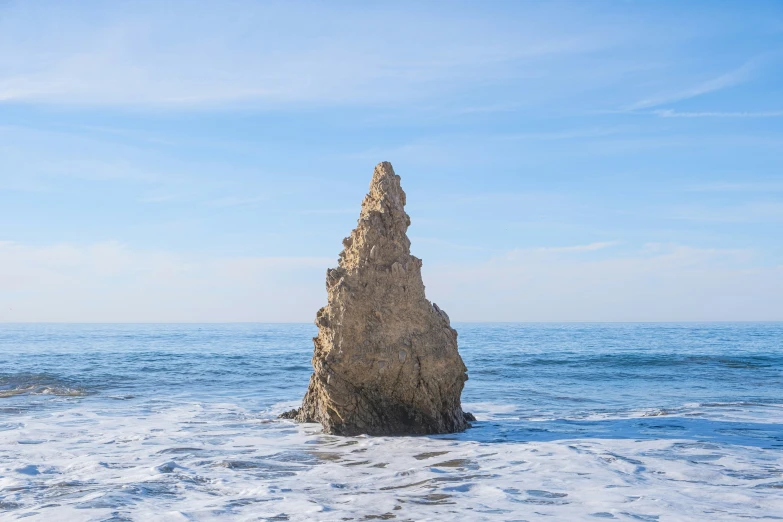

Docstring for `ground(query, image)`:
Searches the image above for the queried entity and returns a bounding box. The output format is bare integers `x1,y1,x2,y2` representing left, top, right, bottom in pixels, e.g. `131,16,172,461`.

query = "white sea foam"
3,323,782,520
1,398,781,521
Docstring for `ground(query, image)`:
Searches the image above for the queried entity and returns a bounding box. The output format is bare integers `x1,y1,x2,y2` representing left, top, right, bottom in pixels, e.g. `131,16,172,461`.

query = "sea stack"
293,161,471,436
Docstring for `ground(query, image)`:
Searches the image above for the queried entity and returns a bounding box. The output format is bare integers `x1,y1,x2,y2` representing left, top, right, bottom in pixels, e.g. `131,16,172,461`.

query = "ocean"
1,323,781,521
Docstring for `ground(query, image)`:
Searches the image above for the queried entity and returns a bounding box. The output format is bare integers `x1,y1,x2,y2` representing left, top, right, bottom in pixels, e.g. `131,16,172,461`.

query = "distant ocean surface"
1,323,782,521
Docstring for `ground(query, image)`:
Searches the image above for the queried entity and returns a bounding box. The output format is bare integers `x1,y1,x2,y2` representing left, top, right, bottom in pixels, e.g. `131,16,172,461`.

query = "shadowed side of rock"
291,161,471,436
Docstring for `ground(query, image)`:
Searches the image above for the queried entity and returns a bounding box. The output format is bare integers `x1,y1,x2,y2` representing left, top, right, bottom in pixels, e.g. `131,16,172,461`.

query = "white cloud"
1,240,779,322
628,58,759,110
0,2,614,107
206,195,268,207
0,241,330,322
526,241,619,254
497,127,627,141
424,243,783,322
653,109,783,118
140,193,179,203
685,182,783,193
667,201,783,223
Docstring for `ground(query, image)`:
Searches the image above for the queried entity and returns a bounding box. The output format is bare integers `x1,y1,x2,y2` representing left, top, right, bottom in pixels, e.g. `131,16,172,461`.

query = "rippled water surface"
1,323,782,521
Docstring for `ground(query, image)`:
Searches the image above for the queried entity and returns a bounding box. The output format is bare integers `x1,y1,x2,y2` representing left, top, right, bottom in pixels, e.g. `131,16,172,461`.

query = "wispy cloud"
341,139,469,167
652,109,783,118
628,58,759,110
410,236,494,252
0,2,616,108
449,103,522,115
0,178,50,192
298,208,356,215
140,194,179,203
477,241,621,258
424,243,781,321
497,127,627,141
666,202,783,224
4,239,778,322
0,240,331,322
207,195,267,207
529,241,619,254
685,182,783,193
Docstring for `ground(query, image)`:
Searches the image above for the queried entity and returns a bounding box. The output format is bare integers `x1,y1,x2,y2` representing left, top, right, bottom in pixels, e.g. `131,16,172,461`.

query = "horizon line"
1,321,781,325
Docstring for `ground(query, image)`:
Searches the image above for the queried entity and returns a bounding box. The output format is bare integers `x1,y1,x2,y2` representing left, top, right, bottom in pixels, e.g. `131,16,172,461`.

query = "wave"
0,373,90,399
461,398,783,424
495,353,782,369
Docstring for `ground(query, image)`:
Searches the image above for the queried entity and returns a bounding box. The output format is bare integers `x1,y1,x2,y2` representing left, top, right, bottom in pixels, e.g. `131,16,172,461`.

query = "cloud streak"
425,243,782,322
529,241,619,253
0,2,615,108
2,240,779,322
628,58,759,110
653,109,783,118
666,202,783,224
685,182,783,193
0,241,331,322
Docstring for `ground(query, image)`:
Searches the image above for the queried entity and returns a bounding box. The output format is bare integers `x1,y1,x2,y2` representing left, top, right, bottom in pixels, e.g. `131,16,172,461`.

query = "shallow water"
1,323,782,521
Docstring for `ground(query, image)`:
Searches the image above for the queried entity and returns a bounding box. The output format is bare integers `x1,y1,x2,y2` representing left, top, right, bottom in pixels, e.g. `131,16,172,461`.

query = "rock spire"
291,161,471,436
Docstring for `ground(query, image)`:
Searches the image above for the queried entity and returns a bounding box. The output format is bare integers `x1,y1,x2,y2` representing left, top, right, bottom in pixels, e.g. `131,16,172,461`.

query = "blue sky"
1,0,781,322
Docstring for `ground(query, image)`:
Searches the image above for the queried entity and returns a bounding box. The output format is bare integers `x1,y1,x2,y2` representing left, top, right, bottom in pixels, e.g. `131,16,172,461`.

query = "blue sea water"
1,323,782,521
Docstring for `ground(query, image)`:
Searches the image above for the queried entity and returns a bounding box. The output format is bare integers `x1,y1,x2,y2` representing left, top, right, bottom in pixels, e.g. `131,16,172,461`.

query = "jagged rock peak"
338,161,412,270
290,161,471,436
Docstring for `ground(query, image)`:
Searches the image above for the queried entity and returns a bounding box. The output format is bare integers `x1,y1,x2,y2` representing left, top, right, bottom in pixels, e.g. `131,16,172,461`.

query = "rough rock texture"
294,162,470,436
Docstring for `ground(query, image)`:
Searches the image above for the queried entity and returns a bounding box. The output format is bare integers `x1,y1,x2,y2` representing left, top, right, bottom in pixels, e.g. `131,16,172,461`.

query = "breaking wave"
0,373,90,398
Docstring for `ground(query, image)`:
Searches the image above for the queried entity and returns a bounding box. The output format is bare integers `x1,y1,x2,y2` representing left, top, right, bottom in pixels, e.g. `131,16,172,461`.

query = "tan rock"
292,161,470,435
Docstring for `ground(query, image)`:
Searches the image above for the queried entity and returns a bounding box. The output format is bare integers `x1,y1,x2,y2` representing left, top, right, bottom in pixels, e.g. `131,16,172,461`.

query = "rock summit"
291,161,471,436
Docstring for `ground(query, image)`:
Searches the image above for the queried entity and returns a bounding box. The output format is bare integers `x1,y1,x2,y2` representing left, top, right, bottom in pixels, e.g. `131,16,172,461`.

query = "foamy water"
1,323,782,520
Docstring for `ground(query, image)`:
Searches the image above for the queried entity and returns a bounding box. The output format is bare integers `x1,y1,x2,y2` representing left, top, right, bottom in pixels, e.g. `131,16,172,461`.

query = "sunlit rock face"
294,161,470,436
